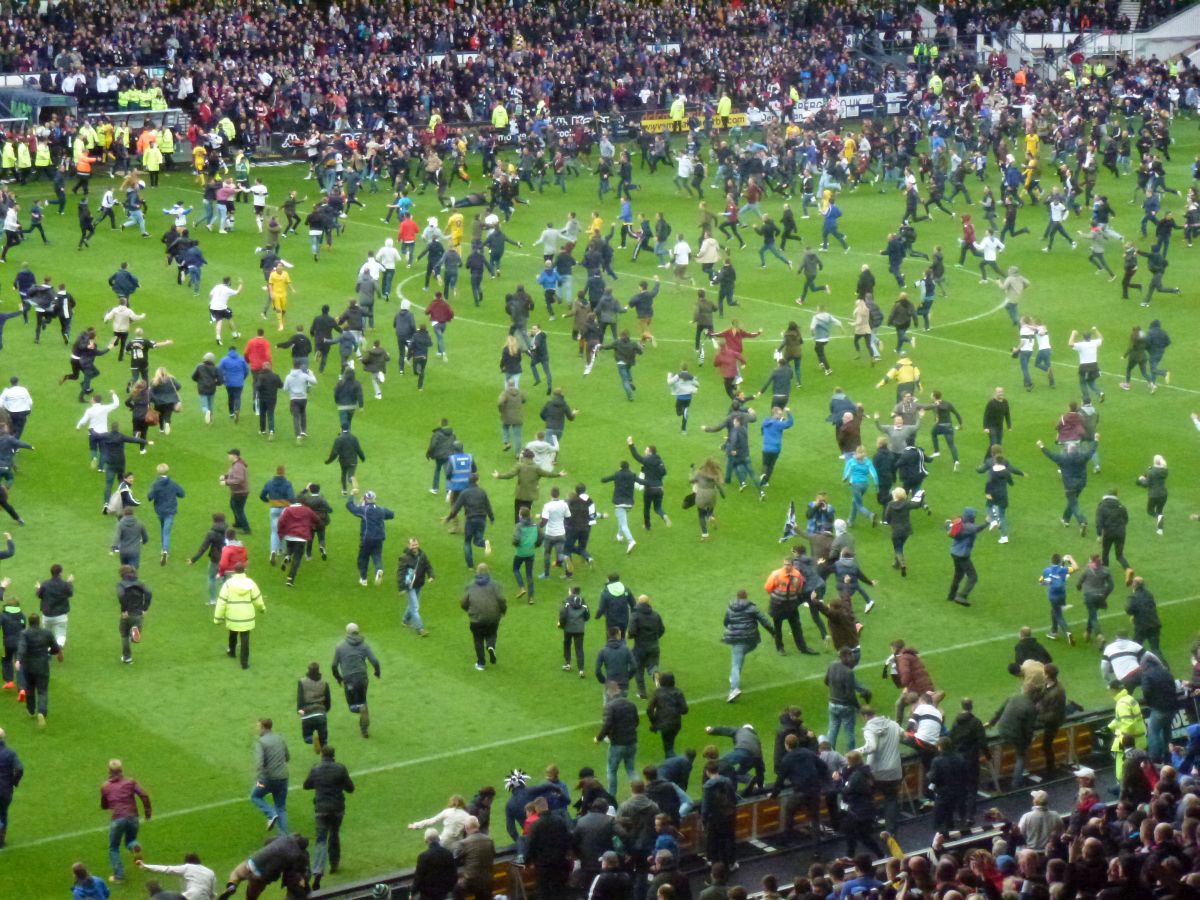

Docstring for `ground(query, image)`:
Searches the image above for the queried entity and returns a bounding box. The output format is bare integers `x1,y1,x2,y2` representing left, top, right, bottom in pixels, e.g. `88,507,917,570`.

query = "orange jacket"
76,155,97,174
764,565,805,598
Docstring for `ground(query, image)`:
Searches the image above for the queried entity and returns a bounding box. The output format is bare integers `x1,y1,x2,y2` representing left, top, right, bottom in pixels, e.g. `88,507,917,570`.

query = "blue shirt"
1041,563,1070,601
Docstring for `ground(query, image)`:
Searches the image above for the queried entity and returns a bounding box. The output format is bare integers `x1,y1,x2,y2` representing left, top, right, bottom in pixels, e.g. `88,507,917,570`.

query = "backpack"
104,489,124,516
867,300,883,329
948,517,963,538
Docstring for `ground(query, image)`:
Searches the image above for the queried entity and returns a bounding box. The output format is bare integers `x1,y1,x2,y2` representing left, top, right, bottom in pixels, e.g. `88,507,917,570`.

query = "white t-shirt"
672,241,691,265
1073,338,1101,364
540,498,570,538
1035,328,1051,352
208,283,239,311
251,184,269,207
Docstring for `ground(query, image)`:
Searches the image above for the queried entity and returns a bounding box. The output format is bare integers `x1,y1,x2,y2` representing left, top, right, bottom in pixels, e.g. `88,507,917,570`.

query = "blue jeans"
616,363,634,400
1049,599,1069,635
759,244,789,266
931,424,958,462
1147,708,1173,763
433,323,447,355
988,503,1009,538
463,517,488,568
158,514,174,553
1084,595,1102,634
848,483,874,524
431,459,448,491
827,702,858,752
1018,349,1033,386
250,778,289,833
198,393,213,414
268,506,284,555
403,588,424,630
729,642,755,691
607,742,637,796
206,561,219,604
108,816,141,879
502,423,523,449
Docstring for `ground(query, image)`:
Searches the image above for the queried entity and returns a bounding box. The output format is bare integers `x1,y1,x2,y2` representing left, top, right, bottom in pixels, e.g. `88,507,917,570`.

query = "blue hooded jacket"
949,507,986,557
761,412,794,453
217,349,249,388
346,497,394,541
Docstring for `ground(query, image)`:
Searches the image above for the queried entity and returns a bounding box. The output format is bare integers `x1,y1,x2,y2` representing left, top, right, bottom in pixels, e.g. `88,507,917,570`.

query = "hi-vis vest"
159,128,175,154
34,140,50,167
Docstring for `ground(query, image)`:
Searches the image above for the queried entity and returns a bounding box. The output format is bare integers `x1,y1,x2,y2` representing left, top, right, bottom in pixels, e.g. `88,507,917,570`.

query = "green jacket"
497,459,558,502
512,520,539,556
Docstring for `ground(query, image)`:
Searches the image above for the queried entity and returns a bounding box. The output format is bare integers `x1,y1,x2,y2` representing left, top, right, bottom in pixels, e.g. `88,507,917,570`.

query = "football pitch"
2,123,1199,895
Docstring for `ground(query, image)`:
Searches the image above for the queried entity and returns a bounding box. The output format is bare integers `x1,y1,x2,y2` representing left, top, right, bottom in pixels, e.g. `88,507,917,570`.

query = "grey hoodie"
332,633,381,682
857,715,902,781
112,514,149,555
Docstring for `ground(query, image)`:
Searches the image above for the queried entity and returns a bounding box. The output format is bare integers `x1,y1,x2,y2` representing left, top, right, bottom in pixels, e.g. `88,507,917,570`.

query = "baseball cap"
1030,789,1048,805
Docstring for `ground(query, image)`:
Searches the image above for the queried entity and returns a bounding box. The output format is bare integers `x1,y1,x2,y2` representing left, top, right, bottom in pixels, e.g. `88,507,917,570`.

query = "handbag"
681,492,696,509
144,408,160,426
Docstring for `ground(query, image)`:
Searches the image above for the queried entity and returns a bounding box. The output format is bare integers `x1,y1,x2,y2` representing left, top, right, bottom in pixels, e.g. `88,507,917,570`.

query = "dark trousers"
772,609,811,652
642,487,665,528
342,673,368,712
285,540,306,581
781,790,821,837
949,555,977,601
23,670,48,715
1101,533,1130,570
658,726,680,758
227,630,250,668
961,756,980,823
703,820,736,867
877,777,900,832
1041,721,1062,773
632,646,659,696
313,812,344,874
470,621,498,666
562,633,584,668
843,815,885,858
230,494,250,531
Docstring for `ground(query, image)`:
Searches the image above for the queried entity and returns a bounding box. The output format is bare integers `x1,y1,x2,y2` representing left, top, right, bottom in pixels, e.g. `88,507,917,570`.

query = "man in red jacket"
243,330,273,374
277,500,323,587
100,758,152,884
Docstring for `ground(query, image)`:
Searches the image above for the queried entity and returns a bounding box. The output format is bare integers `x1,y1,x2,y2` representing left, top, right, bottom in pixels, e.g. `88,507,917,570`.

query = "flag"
779,500,797,543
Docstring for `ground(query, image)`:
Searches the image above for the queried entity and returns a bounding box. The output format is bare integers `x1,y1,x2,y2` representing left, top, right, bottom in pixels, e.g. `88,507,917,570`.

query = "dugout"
0,86,77,124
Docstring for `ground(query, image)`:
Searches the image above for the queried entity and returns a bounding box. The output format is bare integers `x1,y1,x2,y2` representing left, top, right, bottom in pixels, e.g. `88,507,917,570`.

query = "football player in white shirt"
250,178,269,232
539,487,571,578
208,276,243,344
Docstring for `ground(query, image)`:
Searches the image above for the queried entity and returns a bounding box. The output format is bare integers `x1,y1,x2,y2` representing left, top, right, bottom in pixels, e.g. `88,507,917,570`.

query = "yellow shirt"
447,212,464,248
1024,133,1041,158
589,215,603,237
193,145,207,171
268,270,292,306
842,137,857,161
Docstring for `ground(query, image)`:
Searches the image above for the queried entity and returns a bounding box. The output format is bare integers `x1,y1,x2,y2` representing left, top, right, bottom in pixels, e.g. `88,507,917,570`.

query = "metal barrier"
310,710,1112,899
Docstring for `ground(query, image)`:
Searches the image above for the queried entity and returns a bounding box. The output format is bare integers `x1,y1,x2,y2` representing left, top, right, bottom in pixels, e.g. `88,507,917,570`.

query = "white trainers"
726,689,742,703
